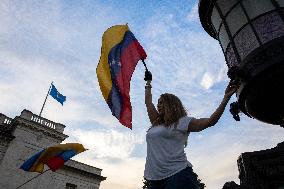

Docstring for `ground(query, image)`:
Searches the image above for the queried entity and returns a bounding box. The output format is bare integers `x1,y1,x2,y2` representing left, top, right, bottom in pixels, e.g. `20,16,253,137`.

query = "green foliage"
142,178,149,189
197,177,206,189
193,172,206,189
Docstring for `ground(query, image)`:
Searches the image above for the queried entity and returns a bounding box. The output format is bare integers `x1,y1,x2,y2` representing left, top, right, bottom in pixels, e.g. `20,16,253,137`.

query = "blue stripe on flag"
20,149,45,171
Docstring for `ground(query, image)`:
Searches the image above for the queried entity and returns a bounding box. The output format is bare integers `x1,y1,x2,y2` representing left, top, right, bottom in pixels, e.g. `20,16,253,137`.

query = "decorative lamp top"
199,0,217,39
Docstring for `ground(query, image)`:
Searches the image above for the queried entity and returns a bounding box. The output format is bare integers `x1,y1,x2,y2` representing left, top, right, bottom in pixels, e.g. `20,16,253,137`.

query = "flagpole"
39,82,53,117
141,59,148,71
15,169,50,189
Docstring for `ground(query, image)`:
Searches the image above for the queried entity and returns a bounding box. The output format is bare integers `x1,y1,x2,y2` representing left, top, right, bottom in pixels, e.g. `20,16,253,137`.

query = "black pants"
147,167,200,189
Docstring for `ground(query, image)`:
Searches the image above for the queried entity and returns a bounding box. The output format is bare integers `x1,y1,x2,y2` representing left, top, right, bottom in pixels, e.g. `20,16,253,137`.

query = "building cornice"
63,160,106,181
14,117,68,141
11,110,68,141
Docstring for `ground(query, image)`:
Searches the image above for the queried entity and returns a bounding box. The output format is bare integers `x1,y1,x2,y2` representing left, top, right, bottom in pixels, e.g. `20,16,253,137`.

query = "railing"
20,110,65,133
30,115,56,129
0,113,12,125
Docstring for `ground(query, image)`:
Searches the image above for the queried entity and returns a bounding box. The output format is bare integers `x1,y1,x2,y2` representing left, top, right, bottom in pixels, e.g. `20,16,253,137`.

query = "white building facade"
0,110,106,189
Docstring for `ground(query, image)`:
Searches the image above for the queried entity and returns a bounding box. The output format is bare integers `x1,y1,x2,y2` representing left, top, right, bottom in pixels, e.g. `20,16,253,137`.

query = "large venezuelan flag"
20,143,86,173
96,25,147,129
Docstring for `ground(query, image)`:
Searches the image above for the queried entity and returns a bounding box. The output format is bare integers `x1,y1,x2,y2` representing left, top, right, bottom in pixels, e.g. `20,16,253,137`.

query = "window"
211,7,222,31
226,5,248,36
219,23,230,50
66,183,77,189
253,11,284,44
234,24,259,60
225,43,239,68
217,0,239,16
276,0,284,7
242,0,274,20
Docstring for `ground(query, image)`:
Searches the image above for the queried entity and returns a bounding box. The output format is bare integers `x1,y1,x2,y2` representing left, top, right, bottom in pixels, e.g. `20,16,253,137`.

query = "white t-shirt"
144,116,193,180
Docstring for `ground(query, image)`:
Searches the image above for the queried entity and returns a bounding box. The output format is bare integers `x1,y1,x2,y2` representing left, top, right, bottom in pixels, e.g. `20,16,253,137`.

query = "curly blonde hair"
153,93,187,127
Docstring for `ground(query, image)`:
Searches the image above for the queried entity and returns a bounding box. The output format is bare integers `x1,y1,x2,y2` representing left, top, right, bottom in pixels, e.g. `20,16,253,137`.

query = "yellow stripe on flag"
29,143,85,173
96,24,129,101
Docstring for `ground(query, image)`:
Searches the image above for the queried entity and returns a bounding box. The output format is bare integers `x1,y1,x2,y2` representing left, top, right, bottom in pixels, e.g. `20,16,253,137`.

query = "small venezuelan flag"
20,143,86,173
96,24,147,129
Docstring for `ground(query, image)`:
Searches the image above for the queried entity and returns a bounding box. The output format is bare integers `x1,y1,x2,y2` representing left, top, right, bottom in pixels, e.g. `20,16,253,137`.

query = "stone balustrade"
20,110,65,133
0,113,12,126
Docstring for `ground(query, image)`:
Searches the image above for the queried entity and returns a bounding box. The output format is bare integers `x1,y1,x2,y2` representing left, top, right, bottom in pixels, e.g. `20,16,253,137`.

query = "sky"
0,0,283,189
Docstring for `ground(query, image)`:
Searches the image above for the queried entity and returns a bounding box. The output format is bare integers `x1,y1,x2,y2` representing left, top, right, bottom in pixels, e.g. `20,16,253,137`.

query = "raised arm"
188,81,239,132
145,80,159,124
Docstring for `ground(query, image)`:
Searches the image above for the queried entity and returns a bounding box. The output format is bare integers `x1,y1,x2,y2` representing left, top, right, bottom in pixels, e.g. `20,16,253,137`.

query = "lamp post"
199,0,284,126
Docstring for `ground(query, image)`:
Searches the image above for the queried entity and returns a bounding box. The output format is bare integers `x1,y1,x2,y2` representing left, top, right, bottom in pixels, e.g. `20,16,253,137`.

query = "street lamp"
199,0,284,126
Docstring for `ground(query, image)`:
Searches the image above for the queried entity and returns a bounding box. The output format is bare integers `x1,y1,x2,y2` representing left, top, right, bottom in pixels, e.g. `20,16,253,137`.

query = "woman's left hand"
224,81,239,99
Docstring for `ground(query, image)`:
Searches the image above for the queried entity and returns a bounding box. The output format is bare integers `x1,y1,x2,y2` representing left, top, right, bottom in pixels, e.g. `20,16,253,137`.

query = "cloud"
64,128,144,159
65,128,146,189
0,50,108,125
75,155,146,189
201,72,214,89
188,119,284,189
140,11,228,118
187,3,199,22
0,0,124,127
1,1,284,189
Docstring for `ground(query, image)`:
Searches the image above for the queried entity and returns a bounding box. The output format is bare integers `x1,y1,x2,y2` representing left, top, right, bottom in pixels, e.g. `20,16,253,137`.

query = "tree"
142,178,149,189
193,172,206,189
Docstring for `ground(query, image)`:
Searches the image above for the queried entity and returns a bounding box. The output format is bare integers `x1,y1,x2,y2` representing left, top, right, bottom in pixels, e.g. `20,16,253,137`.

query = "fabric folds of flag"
49,84,66,105
20,143,86,173
96,25,147,129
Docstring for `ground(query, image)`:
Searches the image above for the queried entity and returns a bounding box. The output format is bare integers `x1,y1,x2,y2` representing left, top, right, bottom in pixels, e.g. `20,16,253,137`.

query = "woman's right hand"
146,80,151,86
144,70,152,81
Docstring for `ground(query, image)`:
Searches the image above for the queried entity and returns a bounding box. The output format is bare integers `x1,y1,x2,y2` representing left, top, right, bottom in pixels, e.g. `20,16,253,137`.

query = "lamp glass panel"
226,5,248,36
219,24,230,50
253,11,284,44
234,25,259,60
212,7,222,31
276,0,284,7
242,0,275,20
225,43,239,68
216,0,239,16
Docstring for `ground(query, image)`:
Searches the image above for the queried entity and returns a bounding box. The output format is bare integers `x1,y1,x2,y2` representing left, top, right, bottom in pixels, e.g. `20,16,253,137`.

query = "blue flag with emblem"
49,84,66,105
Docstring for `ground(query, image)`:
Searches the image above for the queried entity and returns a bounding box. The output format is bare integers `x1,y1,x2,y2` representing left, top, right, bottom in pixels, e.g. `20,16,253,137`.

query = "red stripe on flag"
46,156,65,171
116,40,147,129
